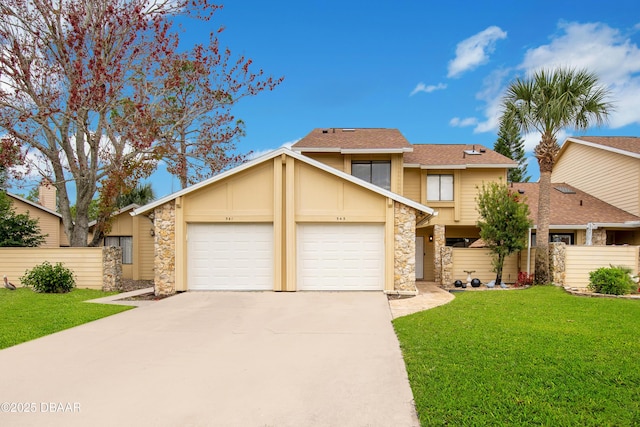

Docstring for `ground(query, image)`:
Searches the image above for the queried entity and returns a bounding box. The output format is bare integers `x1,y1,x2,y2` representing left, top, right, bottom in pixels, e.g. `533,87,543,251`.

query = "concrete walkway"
0,291,419,427
388,282,455,319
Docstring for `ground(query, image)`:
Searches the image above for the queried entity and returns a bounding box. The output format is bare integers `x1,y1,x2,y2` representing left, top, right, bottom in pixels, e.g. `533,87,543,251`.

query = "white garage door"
297,223,385,291
187,223,273,290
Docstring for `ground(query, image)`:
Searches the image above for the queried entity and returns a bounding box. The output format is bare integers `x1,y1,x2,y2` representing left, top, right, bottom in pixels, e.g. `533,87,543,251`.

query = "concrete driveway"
0,291,419,426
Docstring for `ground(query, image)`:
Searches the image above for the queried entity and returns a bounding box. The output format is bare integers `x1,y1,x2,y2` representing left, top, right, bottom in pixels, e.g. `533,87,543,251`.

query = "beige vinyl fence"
561,245,639,288
0,247,108,289
450,248,521,284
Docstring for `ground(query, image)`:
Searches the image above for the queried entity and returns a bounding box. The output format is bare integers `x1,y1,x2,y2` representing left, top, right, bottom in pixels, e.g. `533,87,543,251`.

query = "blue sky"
11,1,640,199
144,0,640,196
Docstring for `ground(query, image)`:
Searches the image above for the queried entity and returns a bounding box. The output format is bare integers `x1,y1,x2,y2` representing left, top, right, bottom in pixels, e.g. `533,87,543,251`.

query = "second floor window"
351,161,391,190
427,174,454,201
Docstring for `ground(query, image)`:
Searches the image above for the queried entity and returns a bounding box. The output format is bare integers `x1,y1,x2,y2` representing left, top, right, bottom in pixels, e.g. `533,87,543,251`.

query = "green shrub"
21,262,76,293
588,265,635,295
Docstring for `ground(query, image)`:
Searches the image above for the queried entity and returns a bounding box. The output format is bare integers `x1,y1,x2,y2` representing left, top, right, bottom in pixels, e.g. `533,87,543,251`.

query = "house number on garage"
336,216,346,221
225,217,233,221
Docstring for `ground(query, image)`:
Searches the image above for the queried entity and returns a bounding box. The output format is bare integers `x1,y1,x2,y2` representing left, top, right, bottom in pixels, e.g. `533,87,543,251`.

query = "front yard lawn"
0,288,133,350
394,286,640,426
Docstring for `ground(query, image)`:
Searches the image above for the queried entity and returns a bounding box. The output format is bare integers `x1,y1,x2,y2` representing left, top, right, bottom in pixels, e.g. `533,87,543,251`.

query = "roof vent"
342,128,355,132
463,145,482,155
322,129,328,134
518,189,525,194
554,186,576,194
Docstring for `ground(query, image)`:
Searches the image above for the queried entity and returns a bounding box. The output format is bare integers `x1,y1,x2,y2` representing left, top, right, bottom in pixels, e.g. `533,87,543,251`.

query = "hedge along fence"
0,247,123,291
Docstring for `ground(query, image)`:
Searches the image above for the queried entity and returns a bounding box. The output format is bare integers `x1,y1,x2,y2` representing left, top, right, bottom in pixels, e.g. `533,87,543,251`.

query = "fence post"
102,246,123,292
549,242,566,286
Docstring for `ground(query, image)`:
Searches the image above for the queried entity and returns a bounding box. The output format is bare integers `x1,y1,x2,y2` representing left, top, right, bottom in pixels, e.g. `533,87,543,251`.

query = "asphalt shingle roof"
569,136,640,155
404,144,516,166
292,128,413,150
509,182,640,226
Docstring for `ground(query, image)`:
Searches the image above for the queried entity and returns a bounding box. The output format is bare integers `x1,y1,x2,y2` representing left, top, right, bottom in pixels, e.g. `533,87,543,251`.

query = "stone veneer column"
432,224,445,284
394,203,417,292
549,242,566,286
440,246,453,287
102,246,123,291
592,229,607,245
154,201,176,296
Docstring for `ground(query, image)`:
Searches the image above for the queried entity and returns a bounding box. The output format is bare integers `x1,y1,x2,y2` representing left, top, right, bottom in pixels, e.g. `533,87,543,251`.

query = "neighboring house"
552,136,640,217
291,128,517,282
133,147,436,294
510,182,640,246
6,186,69,247
90,204,155,281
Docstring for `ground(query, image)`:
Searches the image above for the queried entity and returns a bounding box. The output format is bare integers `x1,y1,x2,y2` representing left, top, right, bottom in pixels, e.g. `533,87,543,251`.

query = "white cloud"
471,21,640,136
519,21,640,129
449,117,478,127
447,26,507,78
409,82,447,96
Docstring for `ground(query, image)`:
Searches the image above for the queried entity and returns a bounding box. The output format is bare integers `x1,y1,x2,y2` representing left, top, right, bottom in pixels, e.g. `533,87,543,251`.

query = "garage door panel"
297,224,384,291
187,223,273,290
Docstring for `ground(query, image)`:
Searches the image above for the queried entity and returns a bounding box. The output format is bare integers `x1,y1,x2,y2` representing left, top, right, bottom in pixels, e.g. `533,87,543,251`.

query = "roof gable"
6,192,61,218
292,128,413,153
560,136,640,159
133,148,436,217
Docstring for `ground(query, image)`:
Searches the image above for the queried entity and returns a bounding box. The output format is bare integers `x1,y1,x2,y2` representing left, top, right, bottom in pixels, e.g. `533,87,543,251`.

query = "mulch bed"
117,279,173,301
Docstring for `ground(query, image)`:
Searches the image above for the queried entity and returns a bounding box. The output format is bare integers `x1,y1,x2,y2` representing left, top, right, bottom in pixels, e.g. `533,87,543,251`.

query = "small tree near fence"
476,180,533,286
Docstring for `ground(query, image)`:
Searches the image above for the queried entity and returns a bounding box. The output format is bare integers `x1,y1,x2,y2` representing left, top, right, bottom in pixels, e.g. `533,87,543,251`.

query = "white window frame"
427,174,454,201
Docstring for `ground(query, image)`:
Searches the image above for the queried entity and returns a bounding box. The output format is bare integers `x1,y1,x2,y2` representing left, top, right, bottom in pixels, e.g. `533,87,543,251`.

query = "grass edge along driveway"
394,286,640,426
0,288,133,350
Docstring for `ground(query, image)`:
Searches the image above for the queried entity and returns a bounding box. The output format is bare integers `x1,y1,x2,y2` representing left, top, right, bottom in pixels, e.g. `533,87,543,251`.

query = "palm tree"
116,183,156,208
503,68,612,285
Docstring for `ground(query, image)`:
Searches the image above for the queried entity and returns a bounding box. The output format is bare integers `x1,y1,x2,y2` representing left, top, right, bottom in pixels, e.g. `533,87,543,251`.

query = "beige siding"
451,248,520,284
403,168,421,203
136,216,155,280
302,153,345,171
459,169,506,224
0,247,104,289
103,210,155,281
183,161,274,221
295,161,386,221
10,198,61,248
564,245,639,288
553,143,640,216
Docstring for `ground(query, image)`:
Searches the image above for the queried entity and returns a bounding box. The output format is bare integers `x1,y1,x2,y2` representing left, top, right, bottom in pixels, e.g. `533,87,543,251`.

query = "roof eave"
564,137,640,159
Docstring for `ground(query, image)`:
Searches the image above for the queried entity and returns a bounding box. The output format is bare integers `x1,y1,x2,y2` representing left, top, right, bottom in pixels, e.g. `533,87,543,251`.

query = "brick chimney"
38,183,57,211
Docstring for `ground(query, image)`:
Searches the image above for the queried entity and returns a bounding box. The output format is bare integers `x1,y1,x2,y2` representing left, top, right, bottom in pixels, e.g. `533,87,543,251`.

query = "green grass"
0,287,133,349
394,286,640,426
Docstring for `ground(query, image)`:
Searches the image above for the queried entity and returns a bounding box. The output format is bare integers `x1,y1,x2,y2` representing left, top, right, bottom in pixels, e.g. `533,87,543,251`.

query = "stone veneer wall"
154,201,176,296
394,203,417,292
102,246,123,291
440,246,453,287
432,224,445,284
549,242,566,286
592,229,607,245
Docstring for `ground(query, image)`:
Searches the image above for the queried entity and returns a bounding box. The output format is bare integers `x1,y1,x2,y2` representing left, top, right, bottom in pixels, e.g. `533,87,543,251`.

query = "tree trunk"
535,169,552,284
495,252,505,287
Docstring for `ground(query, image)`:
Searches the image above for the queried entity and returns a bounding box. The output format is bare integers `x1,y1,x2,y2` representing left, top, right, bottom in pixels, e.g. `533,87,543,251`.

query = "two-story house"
291,128,517,282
